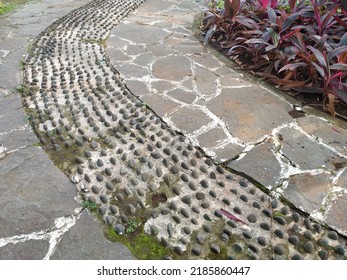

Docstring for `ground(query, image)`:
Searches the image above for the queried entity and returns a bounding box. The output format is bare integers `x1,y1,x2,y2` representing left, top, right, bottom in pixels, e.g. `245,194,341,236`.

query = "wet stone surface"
19,0,347,259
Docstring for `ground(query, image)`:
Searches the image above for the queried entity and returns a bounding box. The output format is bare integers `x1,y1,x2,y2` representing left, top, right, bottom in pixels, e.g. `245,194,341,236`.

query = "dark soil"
151,193,167,208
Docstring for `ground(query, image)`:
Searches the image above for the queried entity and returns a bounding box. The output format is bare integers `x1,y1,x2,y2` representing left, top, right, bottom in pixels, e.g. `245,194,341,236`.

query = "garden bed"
201,0,347,120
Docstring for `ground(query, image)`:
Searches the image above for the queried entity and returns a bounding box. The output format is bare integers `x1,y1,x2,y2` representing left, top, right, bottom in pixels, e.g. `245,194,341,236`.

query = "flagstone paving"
0,0,346,260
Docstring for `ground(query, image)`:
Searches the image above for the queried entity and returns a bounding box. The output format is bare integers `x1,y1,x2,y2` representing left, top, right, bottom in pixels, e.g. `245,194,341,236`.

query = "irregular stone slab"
0,239,49,260
0,146,79,237
196,127,228,148
283,173,333,213
166,88,196,104
192,52,223,69
169,107,213,134
152,55,192,81
207,87,293,143
0,128,36,152
325,194,347,235
0,63,22,90
147,43,174,57
228,140,282,189
51,210,136,260
337,168,347,189
111,23,170,45
195,64,218,97
279,126,346,170
106,48,129,63
126,80,151,97
117,63,149,78
141,94,179,117
206,142,244,163
165,37,205,55
297,115,347,156
0,95,26,133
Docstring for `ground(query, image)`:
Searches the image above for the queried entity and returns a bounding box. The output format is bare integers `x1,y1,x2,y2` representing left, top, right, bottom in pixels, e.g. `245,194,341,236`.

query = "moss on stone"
105,224,171,260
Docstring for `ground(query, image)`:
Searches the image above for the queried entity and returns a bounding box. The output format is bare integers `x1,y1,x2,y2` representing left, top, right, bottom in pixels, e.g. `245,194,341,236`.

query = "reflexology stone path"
107,0,347,237
15,0,347,259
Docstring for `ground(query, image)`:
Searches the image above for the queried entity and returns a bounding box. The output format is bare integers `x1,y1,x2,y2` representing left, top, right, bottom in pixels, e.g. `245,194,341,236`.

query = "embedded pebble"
247,214,257,223
274,229,285,239
210,244,221,254
257,236,267,246
304,241,314,253
318,237,329,247
328,231,338,240
91,185,100,194
319,250,328,260
274,244,285,255
288,235,299,245
195,192,205,200
335,245,345,255
181,195,191,205
114,224,125,235
196,234,206,244
191,246,201,256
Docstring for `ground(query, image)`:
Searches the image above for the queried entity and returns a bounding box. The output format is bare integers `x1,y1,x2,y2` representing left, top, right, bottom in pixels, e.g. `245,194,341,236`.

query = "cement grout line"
0,208,82,255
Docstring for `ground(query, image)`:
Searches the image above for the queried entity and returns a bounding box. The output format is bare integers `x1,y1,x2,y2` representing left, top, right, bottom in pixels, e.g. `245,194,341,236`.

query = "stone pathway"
0,0,135,260
0,0,346,260
107,0,347,236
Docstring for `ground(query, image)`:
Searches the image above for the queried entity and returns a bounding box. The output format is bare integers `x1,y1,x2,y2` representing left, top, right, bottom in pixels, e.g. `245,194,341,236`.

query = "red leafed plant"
201,0,347,117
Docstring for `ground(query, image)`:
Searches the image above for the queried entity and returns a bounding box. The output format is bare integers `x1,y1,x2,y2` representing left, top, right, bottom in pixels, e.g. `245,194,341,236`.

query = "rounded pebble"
274,244,285,255
106,216,115,226
247,214,257,223
210,244,221,254
328,231,338,240
91,185,100,194
182,226,191,235
260,222,270,231
318,237,329,247
191,246,201,256
257,236,267,246
239,179,248,187
181,195,191,205
274,229,285,239
196,192,206,200
114,224,125,235
335,245,345,255
304,230,314,240
288,235,299,245
303,241,314,253
319,250,328,260
196,234,206,244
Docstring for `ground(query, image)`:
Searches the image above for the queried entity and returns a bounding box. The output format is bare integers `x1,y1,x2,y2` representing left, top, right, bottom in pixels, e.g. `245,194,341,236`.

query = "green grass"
0,1,17,15
105,225,171,260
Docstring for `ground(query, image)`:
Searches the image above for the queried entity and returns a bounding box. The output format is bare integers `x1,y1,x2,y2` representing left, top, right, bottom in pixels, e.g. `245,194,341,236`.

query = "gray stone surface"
0,0,136,260
0,239,50,260
153,55,192,81
283,173,333,213
51,211,136,260
0,145,79,238
1,0,347,261
207,87,293,143
279,126,346,171
169,107,213,134
228,140,282,189
325,194,347,235
297,115,347,155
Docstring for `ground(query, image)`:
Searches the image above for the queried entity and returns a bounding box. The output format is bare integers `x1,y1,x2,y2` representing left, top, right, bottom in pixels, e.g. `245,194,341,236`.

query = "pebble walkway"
20,0,347,259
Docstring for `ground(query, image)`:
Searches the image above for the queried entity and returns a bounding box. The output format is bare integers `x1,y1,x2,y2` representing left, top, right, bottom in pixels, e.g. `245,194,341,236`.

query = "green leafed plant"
126,219,140,234
201,0,347,117
82,201,97,211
